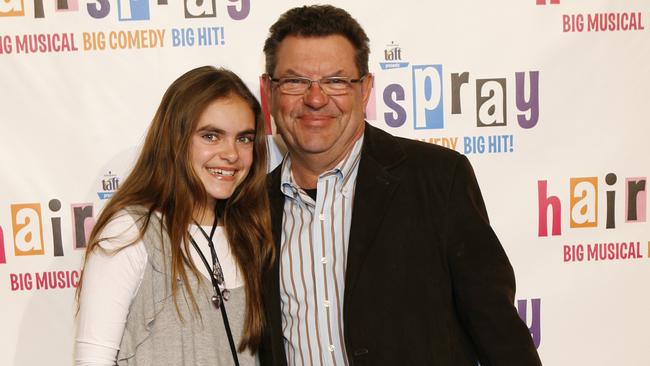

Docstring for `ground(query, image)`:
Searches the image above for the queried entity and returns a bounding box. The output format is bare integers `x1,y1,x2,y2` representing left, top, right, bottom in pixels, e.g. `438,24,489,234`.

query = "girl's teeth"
208,168,235,176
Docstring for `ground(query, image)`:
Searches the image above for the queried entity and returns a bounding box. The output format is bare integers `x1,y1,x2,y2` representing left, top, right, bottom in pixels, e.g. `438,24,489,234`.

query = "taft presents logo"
98,171,120,200
0,0,251,20
379,41,409,70
0,199,95,264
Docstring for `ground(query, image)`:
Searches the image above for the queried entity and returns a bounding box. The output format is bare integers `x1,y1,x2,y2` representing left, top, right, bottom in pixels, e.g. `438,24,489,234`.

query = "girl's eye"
202,133,220,142
237,135,255,144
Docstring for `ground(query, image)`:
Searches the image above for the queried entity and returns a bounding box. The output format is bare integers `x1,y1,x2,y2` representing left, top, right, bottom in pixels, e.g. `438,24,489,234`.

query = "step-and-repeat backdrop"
1,1,648,365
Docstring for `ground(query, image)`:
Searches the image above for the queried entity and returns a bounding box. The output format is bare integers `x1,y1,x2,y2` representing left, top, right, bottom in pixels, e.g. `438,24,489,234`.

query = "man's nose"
302,81,330,109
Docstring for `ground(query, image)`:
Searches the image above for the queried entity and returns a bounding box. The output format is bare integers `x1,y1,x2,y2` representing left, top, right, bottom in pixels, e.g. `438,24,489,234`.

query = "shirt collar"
280,134,364,201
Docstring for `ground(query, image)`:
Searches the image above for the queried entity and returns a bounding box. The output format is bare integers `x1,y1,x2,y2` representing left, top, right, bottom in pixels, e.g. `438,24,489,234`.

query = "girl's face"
190,95,256,210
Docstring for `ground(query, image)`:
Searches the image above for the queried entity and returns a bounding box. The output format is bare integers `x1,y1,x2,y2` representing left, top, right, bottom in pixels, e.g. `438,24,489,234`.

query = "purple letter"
383,84,407,127
516,71,539,129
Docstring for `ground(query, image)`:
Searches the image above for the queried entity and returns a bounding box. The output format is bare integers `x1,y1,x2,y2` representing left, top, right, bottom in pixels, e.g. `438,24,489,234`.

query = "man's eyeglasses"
268,75,366,96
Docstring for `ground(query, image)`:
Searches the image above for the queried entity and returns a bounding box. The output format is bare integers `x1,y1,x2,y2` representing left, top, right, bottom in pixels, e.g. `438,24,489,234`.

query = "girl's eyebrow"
195,125,225,133
237,129,256,135
196,125,255,136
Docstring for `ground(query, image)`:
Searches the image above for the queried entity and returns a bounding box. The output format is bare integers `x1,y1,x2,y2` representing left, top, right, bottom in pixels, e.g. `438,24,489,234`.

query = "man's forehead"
273,35,357,73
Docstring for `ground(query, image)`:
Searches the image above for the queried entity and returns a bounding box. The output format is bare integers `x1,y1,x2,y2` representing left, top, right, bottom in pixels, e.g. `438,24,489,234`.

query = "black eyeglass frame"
267,74,367,95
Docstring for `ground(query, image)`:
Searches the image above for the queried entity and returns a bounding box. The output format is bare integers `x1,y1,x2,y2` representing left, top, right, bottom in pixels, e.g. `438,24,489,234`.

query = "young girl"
75,66,274,366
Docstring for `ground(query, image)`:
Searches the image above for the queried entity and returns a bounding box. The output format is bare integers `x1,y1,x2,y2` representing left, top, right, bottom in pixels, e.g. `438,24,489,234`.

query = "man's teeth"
207,168,235,176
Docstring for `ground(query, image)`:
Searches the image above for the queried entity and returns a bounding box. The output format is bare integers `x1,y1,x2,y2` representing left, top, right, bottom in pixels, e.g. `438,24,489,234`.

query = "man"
259,5,542,366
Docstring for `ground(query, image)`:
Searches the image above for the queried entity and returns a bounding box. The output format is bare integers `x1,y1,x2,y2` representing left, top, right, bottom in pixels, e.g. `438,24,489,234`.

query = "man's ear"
361,73,374,108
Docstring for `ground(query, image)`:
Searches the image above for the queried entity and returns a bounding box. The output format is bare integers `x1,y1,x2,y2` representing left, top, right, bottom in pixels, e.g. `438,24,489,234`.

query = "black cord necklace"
193,215,231,306
188,203,239,366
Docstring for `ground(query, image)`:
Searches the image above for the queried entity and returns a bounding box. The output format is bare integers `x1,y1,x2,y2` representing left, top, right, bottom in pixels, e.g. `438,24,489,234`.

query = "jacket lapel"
264,167,288,365
268,167,285,252
345,124,405,294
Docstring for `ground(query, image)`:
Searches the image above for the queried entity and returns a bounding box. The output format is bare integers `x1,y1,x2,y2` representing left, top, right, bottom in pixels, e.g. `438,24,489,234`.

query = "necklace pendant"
222,288,231,301
211,294,222,308
212,266,225,285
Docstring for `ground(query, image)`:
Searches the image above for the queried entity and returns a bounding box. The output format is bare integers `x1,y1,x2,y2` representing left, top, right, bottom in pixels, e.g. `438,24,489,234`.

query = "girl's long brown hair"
76,66,274,352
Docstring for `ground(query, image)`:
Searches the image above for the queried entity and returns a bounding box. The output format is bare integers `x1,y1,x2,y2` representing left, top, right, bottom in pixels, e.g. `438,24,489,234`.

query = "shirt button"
324,300,330,307
319,213,325,221
328,345,335,352
321,257,327,264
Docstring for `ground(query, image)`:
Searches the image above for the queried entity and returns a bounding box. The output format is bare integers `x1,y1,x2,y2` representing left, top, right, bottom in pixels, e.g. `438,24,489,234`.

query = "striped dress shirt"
278,136,363,366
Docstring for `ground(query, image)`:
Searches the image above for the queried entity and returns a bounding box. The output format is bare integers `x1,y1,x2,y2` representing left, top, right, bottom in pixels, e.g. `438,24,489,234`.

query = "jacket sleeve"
446,155,542,366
